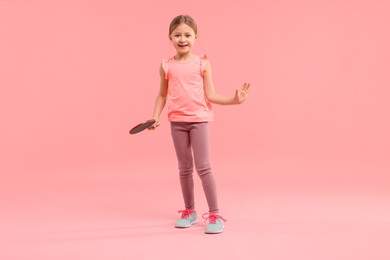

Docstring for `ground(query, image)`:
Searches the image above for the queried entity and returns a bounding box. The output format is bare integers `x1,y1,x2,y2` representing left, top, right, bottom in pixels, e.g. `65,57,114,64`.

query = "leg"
189,122,219,213
171,122,195,210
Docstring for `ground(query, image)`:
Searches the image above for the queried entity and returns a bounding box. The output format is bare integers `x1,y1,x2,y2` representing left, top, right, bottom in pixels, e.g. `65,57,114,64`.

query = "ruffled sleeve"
200,54,208,77
161,58,169,79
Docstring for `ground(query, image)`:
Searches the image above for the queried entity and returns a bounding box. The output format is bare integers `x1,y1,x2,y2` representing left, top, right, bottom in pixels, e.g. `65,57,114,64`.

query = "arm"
149,64,168,130
203,61,250,105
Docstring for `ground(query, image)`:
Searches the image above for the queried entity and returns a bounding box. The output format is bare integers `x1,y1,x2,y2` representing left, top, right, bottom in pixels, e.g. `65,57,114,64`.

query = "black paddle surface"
129,119,156,135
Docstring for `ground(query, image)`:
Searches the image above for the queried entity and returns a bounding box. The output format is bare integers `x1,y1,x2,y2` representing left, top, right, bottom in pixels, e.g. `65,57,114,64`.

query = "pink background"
1,0,389,259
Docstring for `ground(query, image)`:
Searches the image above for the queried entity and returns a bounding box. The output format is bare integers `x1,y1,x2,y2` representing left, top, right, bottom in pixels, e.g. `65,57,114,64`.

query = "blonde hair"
169,15,198,36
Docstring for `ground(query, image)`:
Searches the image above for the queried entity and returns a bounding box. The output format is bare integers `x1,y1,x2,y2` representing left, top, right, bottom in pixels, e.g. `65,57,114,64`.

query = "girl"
149,15,250,234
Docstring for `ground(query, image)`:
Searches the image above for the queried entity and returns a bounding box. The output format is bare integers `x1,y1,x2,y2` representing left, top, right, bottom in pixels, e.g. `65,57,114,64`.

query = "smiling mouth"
178,44,188,48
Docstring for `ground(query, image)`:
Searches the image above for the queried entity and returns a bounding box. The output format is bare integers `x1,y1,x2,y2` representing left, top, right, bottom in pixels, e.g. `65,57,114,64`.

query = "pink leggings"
170,122,219,213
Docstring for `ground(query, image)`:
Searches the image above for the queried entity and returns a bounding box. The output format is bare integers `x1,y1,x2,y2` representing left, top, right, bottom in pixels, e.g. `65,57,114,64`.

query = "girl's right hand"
148,120,160,130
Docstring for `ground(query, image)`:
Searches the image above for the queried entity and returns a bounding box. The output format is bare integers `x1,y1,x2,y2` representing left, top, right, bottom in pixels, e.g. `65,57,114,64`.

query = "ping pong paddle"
129,119,156,135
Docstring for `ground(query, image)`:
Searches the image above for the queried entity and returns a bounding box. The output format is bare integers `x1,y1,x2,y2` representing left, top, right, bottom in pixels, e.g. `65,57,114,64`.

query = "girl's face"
169,23,197,57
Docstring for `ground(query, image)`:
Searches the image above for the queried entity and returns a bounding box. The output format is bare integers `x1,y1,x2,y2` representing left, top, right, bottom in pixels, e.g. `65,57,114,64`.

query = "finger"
148,122,159,130
243,83,250,92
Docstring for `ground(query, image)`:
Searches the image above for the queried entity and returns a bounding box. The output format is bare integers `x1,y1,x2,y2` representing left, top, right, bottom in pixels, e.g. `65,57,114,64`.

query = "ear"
195,33,199,41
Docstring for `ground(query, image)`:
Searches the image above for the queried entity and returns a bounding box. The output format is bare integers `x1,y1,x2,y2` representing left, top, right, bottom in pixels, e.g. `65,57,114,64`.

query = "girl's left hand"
234,83,250,104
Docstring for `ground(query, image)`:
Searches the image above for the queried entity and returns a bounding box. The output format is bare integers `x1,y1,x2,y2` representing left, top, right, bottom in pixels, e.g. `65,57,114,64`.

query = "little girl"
149,15,250,234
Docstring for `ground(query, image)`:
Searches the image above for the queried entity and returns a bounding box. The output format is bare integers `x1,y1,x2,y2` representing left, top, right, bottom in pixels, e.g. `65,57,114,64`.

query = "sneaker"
175,209,197,228
202,213,227,234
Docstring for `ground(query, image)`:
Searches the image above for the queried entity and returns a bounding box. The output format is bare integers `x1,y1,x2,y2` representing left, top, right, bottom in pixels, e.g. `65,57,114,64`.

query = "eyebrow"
173,32,193,35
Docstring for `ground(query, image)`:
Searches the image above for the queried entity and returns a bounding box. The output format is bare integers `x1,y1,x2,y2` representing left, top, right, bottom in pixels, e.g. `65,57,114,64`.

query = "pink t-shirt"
162,54,214,122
